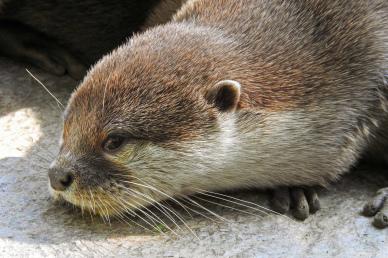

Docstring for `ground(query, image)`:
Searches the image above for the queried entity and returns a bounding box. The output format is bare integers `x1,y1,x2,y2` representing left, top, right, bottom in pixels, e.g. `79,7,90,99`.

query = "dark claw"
270,186,320,220
363,201,382,217
362,187,388,229
305,188,321,214
291,188,309,220
373,212,388,229
362,187,388,217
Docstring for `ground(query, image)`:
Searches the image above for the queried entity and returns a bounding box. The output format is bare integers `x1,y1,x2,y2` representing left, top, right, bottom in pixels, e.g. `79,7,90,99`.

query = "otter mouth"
48,184,119,216
49,187,88,209
47,178,153,218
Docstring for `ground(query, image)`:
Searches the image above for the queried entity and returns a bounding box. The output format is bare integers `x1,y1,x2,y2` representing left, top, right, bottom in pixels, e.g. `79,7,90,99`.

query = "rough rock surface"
0,58,387,257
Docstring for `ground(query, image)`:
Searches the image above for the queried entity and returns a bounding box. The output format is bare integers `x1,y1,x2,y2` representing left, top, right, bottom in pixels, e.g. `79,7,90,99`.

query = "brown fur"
51,0,387,216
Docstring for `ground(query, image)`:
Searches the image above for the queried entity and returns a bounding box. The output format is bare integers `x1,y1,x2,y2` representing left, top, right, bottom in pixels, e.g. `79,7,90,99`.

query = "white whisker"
192,195,263,218
129,197,178,236
194,188,290,220
120,186,182,229
112,195,166,234
96,195,152,233
96,194,111,226
26,69,65,109
88,188,97,214
179,198,219,223
183,196,231,223
121,174,193,217
118,179,198,237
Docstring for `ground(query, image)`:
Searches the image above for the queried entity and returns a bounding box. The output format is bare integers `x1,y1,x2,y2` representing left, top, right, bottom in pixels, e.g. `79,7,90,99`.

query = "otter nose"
48,167,74,191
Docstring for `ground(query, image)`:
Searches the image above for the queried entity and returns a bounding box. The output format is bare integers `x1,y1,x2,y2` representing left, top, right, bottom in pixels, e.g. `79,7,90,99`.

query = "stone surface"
0,58,387,258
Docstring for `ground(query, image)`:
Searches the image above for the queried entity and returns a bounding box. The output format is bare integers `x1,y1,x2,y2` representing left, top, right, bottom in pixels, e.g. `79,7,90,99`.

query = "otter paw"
270,187,320,220
362,187,388,229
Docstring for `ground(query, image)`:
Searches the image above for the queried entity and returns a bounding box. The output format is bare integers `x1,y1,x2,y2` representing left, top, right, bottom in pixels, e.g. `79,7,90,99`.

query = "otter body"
49,0,388,228
0,0,184,78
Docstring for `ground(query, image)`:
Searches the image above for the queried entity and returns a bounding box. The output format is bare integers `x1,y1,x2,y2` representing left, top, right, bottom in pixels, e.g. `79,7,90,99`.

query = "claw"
363,187,388,229
270,186,320,220
373,211,388,229
305,188,321,214
291,188,309,220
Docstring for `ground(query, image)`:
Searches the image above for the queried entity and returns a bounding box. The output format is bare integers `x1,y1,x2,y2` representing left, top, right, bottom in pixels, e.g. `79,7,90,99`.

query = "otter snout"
48,164,74,191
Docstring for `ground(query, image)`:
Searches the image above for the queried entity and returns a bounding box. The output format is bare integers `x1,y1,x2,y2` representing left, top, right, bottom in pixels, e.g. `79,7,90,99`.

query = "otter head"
48,33,243,216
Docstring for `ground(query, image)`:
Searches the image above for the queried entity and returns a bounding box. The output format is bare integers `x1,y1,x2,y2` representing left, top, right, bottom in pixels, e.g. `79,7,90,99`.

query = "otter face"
48,56,242,217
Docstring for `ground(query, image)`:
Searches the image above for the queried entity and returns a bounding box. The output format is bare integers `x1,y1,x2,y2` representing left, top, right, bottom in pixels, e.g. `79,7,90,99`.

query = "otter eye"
102,135,126,152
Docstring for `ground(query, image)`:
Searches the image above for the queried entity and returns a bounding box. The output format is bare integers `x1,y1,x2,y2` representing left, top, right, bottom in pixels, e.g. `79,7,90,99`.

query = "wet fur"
53,0,388,215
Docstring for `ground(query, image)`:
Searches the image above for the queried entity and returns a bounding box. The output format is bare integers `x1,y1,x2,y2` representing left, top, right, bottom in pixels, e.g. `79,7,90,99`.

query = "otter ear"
205,80,241,112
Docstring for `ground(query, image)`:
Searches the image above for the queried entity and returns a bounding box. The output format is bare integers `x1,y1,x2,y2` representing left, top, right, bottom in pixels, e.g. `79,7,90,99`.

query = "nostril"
49,168,74,191
60,173,74,188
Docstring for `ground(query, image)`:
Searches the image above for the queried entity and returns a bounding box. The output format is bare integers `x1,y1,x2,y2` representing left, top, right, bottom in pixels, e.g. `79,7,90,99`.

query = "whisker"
105,200,155,233
111,195,165,235
26,68,65,109
183,196,231,223
95,195,147,230
129,197,178,236
88,188,97,214
94,198,109,224
112,211,153,233
102,73,112,114
147,200,183,228
119,186,182,230
112,191,167,227
86,193,94,222
157,199,199,239
96,194,111,226
119,174,193,217
192,195,263,218
124,187,184,226
194,188,290,219
79,192,85,217
107,174,289,228
196,191,269,216
179,198,219,223
120,186,196,238
118,179,198,237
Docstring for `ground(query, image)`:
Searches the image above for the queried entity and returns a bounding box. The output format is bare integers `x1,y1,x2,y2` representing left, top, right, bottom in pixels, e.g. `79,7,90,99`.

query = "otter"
48,0,388,229
0,0,185,79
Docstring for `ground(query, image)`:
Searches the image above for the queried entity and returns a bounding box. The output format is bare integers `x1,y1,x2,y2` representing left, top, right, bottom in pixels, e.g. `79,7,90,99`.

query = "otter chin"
48,0,387,228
